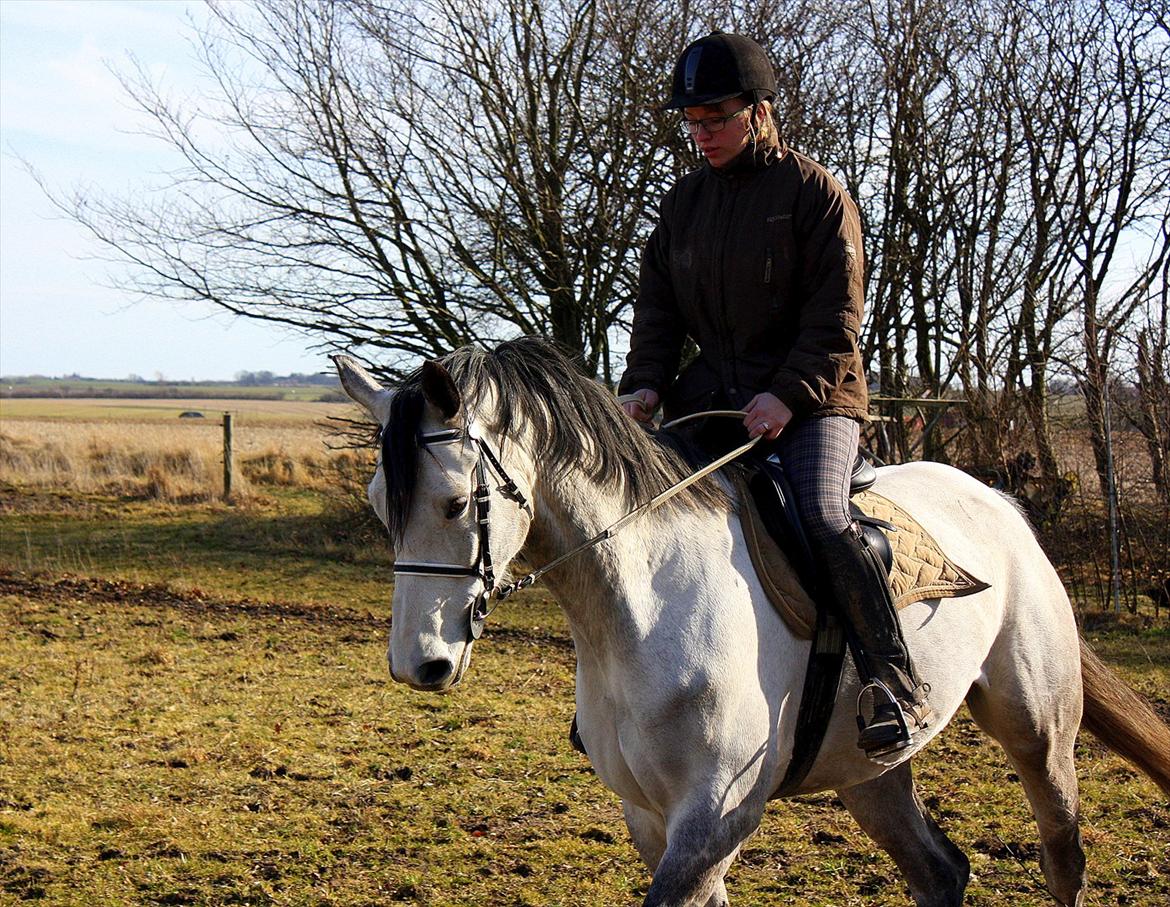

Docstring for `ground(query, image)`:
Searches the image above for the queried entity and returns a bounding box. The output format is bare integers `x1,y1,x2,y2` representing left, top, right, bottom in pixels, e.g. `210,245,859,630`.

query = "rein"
391,410,760,642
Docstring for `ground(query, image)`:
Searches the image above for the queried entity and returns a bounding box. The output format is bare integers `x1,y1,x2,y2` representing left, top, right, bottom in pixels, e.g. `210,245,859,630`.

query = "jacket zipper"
714,179,741,403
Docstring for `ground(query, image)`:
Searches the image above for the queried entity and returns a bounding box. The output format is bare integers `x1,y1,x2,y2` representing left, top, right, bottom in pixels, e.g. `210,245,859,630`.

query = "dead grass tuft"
134,646,172,667
241,450,307,486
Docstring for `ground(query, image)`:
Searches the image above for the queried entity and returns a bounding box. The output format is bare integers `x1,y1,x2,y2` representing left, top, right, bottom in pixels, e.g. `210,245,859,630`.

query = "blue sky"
1,0,325,380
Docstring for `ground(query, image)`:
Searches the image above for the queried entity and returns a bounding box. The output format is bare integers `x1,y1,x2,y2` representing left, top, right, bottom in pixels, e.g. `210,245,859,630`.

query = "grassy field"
1,377,341,402
1,482,1168,906
0,397,1167,907
0,397,353,424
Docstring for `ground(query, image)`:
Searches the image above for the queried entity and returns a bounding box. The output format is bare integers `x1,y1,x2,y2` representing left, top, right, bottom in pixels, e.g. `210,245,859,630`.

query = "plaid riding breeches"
767,415,860,546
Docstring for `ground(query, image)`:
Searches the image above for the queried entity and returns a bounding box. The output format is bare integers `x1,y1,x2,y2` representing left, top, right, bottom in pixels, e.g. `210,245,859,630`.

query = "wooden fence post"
223,412,234,501
1102,382,1123,613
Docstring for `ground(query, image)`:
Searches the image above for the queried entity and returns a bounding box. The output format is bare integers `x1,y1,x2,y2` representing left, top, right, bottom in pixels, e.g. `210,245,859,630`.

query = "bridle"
389,424,529,640
388,411,759,643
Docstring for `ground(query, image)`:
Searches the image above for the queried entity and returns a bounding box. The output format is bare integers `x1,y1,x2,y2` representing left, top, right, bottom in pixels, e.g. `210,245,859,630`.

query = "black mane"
381,336,731,543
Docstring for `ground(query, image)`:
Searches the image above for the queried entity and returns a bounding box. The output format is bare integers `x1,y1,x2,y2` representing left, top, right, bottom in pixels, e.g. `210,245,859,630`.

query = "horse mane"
382,336,732,543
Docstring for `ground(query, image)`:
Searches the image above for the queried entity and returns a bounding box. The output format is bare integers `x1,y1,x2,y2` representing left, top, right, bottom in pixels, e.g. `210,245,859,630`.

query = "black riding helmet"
663,32,777,110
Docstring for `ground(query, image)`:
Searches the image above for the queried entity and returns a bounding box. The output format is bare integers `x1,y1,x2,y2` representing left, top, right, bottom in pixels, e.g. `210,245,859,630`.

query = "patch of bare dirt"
0,568,572,648
0,484,103,515
0,568,379,624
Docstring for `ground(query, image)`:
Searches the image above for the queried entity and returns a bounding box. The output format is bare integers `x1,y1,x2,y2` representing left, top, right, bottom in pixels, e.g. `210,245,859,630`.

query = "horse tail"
1079,638,1170,795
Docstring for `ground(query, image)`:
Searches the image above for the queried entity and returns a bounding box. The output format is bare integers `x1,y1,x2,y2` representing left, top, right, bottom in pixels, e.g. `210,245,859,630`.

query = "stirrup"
855,679,930,758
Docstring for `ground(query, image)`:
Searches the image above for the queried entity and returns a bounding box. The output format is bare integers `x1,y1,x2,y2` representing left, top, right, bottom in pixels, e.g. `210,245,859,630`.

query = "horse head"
333,352,534,691
335,336,727,692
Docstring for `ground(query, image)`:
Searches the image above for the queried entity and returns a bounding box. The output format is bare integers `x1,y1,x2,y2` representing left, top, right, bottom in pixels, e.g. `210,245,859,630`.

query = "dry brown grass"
1,571,1166,906
0,397,354,424
0,418,373,504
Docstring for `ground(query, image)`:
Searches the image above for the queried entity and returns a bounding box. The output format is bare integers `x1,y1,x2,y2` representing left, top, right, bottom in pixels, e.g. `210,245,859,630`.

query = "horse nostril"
417,658,455,687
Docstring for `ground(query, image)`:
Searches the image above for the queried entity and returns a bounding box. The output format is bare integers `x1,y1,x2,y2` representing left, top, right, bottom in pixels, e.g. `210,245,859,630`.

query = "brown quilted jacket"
618,145,869,424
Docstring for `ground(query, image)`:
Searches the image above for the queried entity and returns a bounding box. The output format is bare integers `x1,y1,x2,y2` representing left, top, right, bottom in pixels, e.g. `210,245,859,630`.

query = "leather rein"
389,411,760,642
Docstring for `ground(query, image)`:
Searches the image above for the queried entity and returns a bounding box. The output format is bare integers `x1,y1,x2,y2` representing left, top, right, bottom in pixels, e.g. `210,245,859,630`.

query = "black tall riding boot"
818,522,935,757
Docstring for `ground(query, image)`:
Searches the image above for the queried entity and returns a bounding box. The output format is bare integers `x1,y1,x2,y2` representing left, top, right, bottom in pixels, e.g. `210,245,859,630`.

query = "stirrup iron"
855,679,931,757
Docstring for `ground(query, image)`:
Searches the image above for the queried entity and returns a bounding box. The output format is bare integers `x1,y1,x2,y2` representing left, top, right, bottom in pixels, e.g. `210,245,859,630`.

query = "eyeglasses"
680,107,750,136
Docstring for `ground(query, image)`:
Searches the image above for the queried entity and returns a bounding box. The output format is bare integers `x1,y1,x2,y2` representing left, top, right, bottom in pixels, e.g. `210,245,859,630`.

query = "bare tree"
38,0,1168,497
51,0,683,379
1133,287,1170,505
941,3,1034,471
792,0,1170,491
788,0,980,461
988,0,1091,485
1063,0,1170,502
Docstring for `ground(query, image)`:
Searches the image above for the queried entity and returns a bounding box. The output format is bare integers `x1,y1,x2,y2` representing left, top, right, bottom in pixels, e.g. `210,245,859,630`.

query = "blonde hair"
748,98,781,151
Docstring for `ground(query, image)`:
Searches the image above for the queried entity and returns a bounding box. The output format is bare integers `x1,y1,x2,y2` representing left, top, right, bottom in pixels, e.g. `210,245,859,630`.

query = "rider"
618,31,934,757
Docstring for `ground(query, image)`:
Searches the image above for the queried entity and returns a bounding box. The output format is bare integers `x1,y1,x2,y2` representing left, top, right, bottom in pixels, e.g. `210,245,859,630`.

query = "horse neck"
524,465,739,660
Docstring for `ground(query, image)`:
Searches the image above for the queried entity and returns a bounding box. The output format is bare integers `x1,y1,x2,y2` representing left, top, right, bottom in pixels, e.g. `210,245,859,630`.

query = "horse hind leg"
966,676,1086,906
837,762,969,907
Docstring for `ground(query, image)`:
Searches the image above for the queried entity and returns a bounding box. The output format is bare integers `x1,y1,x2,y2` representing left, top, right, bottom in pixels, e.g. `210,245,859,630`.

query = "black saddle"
747,453,894,590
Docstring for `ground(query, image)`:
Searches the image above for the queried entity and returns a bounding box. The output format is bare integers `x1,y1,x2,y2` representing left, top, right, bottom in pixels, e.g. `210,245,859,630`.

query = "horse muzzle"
388,633,474,692
404,656,459,691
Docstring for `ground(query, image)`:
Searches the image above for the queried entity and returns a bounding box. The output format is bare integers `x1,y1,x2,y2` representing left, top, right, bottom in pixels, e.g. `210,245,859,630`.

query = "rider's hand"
743,393,792,440
622,388,660,423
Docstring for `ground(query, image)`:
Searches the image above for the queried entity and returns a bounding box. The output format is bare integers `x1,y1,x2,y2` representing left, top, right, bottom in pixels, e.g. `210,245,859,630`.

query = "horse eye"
445,497,469,519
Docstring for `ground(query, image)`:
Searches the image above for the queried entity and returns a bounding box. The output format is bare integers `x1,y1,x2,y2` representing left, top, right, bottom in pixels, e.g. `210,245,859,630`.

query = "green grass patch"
0,486,393,607
0,490,1166,905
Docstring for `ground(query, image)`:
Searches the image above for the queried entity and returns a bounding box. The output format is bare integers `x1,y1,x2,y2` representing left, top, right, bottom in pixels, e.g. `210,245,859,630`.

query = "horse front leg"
625,801,733,907
639,801,759,907
703,878,730,907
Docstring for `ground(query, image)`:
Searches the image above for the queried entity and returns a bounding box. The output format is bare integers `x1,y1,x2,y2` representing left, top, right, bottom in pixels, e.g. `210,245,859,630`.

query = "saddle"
735,456,988,796
736,456,990,640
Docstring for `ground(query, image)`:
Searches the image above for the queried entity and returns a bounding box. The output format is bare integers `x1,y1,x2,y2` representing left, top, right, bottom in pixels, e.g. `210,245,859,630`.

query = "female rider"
618,32,933,757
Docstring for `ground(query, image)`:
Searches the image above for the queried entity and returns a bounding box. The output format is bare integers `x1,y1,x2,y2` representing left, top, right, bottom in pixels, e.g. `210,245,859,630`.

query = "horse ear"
421,360,461,420
332,354,393,424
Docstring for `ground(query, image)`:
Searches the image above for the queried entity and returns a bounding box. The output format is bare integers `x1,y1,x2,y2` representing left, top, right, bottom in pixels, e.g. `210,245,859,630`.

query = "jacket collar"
709,137,786,178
